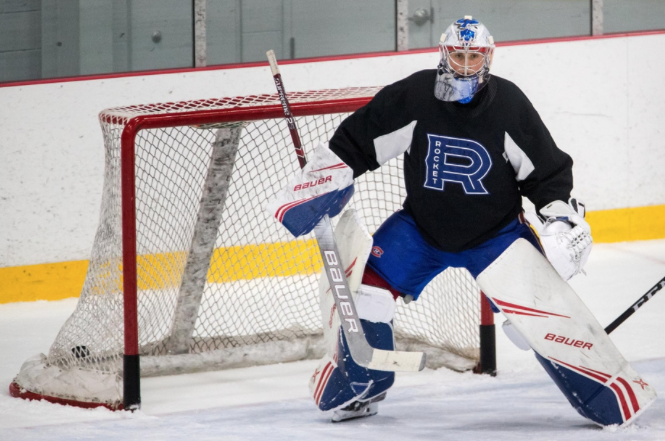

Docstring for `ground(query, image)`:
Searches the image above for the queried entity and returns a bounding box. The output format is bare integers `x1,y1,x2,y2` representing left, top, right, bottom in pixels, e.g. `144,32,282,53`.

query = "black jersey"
329,69,573,253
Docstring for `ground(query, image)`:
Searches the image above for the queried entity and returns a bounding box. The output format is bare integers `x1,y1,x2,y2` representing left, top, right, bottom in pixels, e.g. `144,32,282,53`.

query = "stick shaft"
265,49,425,372
267,50,307,168
266,49,367,361
605,276,665,334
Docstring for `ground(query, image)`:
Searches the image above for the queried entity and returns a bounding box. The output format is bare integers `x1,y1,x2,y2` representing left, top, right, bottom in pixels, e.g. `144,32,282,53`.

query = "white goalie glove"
525,198,592,281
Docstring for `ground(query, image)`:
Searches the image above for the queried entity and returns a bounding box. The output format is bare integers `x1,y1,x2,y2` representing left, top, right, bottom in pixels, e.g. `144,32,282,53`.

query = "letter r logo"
424,134,492,194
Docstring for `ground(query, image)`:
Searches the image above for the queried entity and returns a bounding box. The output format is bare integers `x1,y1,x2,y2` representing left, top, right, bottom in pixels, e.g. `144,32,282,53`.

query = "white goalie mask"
435,16,495,103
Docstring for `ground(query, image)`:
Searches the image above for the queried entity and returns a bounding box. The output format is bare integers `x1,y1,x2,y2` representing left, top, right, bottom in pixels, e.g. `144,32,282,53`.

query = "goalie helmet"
435,16,495,103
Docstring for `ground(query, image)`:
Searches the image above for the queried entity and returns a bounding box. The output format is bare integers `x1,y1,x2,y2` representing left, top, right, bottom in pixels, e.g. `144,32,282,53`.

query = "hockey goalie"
267,16,656,426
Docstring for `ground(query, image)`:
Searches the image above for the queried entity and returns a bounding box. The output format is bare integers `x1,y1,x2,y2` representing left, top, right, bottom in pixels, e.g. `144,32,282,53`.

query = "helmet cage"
439,45,493,79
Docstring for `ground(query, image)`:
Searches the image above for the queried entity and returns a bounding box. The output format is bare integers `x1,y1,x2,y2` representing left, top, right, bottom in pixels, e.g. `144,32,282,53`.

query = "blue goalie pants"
316,210,539,411
323,209,649,426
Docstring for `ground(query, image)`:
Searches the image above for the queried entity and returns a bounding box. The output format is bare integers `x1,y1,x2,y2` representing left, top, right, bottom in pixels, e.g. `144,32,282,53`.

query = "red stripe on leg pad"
616,377,640,414
316,363,334,405
502,308,548,318
549,357,632,422
493,298,570,318
549,357,608,384
579,366,612,379
314,362,332,404
610,382,632,421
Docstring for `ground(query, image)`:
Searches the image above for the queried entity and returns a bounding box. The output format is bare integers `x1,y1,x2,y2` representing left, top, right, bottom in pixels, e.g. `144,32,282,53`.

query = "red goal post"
10,87,495,411
117,91,383,409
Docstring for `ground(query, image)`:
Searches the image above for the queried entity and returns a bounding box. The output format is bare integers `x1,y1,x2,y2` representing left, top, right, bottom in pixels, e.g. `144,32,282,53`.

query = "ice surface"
1,239,664,440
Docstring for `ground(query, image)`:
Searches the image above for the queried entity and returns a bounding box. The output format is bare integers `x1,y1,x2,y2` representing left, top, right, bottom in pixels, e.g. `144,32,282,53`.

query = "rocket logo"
424,134,492,194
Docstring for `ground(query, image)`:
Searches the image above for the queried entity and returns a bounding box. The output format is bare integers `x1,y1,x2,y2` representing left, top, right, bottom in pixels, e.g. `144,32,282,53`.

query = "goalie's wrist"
526,197,592,281
539,198,589,232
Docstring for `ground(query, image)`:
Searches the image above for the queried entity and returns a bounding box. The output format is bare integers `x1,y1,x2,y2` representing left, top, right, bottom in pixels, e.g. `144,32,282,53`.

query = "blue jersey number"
424,134,492,194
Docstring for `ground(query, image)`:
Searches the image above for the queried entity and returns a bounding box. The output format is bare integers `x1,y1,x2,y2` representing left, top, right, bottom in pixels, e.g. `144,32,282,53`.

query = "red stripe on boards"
4,29,664,89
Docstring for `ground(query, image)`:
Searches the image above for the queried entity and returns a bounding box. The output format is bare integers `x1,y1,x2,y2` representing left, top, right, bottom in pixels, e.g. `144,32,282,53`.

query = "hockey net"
11,87,485,410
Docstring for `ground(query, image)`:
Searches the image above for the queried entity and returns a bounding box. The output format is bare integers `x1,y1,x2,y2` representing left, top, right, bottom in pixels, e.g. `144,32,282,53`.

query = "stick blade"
367,349,426,372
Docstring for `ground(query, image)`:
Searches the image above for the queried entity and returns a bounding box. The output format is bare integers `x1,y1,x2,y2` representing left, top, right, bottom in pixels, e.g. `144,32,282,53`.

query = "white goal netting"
13,87,482,408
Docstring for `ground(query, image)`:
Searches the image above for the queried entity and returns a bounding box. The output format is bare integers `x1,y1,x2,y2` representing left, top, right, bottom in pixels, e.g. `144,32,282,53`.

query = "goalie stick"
266,50,425,372
605,275,665,334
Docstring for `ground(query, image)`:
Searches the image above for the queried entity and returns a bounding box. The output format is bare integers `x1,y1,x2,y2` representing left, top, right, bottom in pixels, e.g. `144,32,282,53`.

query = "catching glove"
525,198,592,281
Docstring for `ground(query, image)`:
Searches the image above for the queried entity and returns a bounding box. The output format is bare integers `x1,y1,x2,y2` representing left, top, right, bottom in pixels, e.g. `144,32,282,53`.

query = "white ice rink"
1,239,664,441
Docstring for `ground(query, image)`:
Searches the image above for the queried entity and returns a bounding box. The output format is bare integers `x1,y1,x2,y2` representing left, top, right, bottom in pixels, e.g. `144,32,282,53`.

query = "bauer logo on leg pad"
424,134,492,194
544,333,592,350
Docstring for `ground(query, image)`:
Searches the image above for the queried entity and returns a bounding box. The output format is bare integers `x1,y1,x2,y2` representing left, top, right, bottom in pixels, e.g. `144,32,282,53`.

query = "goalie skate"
331,393,386,423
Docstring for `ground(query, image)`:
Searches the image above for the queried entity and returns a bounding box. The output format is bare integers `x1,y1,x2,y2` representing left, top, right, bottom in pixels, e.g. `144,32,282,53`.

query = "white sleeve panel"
504,132,535,181
373,120,417,165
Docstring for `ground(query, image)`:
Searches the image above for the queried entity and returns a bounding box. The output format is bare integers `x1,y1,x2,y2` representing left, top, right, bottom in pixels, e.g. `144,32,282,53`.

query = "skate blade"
331,402,378,423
